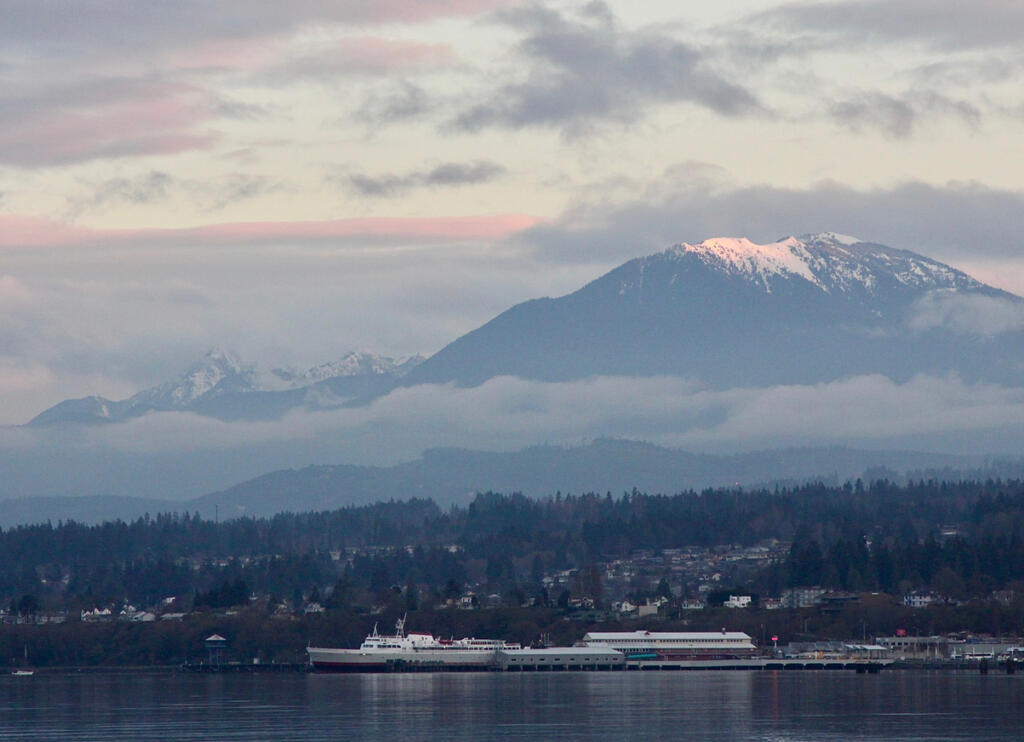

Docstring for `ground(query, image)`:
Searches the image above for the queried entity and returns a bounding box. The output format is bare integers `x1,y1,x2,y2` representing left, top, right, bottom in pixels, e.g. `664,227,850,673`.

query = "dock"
490,643,889,672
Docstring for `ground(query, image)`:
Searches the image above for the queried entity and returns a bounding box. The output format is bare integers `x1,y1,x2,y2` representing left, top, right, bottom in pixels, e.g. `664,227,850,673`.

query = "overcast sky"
2,0,1024,433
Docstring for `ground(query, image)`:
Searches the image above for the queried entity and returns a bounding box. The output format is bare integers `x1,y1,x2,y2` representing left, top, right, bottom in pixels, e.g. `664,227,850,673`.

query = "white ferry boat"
307,617,521,672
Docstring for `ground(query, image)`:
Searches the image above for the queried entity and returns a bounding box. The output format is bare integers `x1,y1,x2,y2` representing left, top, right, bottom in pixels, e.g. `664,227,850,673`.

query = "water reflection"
0,670,1021,741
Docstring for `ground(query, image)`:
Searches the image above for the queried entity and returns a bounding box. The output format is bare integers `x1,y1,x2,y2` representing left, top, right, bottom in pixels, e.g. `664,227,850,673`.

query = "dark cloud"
910,57,1024,87
354,81,433,127
423,161,505,186
0,1,519,57
830,93,915,138
215,99,272,121
755,0,1024,52
828,90,979,138
453,4,762,135
81,171,173,210
68,171,282,214
344,160,505,197
200,174,285,211
514,173,1024,268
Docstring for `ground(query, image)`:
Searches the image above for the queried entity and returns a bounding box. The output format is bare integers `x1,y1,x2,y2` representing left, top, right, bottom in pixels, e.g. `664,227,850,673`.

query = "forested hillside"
3,479,1024,615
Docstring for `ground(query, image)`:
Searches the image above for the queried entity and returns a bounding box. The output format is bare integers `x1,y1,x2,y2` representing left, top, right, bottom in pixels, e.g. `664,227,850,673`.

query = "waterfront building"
580,630,756,659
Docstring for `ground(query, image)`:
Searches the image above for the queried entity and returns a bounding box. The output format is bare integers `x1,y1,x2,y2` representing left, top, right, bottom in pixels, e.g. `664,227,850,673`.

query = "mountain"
29,347,257,425
193,440,986,518
401,233,1024,389
130,346,257,410
28,233,1024,427
4,439,1021,526
270,351,424,387
28,349,424,426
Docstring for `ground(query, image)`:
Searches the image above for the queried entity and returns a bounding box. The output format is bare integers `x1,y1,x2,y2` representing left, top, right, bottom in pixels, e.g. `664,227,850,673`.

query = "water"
1,670,1022,741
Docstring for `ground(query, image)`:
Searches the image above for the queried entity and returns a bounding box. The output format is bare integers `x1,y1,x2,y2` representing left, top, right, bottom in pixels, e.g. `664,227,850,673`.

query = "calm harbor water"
1,670,1022,741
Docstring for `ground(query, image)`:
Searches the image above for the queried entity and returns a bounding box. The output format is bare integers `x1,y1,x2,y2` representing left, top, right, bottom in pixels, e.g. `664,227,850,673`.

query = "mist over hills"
3,438,1022,527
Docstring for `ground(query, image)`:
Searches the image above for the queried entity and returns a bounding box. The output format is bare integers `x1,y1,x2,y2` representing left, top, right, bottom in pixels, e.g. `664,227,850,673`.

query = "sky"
2,1,1024,474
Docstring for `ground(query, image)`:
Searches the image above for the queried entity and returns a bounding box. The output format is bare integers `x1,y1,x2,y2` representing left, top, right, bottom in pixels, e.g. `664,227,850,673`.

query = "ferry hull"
307,647,498,673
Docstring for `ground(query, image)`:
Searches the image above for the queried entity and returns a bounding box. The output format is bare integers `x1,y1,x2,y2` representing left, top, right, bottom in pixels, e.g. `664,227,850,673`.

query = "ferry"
307,617,521,672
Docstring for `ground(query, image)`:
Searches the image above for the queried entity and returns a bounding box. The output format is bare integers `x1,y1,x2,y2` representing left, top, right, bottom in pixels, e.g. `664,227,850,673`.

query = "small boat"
11,670,34,676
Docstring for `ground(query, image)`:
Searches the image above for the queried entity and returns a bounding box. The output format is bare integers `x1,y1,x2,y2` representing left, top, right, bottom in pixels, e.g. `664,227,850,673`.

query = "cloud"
0,274,32,304
198,174,287,211
830,93,916,139
0,1,525,58
0,3,523,168
39,374,1024,463
0,212,537,249
512,173,1024,277
345,160,506,197
354,81,433,127
829,90,980,138
756,0,1024,53
260,37,454,83
67,171,287,216
0,358,56,396
909,292,1024,336
0,78,219,167
453,3,762,135
71,171,173,215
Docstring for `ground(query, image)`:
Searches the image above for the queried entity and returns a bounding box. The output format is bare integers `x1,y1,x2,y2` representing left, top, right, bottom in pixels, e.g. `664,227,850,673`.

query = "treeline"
2,480,1024,613
759,491,1024,597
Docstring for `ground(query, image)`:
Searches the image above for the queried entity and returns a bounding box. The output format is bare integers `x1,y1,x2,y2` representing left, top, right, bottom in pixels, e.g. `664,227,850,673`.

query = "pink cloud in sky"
166,38,281,72
0,213,538,249
0,81,218,167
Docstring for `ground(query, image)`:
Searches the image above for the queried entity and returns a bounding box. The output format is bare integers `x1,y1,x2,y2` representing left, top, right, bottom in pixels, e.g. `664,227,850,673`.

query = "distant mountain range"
3,438,1022,527
9,232,1024,525
28,232,1024,426
28,349,424,425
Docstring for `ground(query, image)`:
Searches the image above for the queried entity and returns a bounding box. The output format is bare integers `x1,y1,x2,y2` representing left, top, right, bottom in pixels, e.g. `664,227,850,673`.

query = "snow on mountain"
663,236,824,290
651,234,985,299
28,348,426,425
128,347,257,410
270,352,424,388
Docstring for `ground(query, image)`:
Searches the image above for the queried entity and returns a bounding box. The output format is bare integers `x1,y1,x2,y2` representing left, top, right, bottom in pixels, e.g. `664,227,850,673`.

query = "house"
781,587,826,608
903,592,941,608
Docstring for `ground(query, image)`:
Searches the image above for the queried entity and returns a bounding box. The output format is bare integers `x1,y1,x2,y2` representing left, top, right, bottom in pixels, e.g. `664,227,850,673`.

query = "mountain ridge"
27,349,424,426
4,438,1022,527
25,232,1024,426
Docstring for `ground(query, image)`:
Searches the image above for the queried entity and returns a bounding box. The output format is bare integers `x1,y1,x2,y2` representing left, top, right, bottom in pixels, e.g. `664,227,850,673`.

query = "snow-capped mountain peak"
269,351,425,388
129,347,256,410
652,233,986,298
666,236,824,290
800,231,862,247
